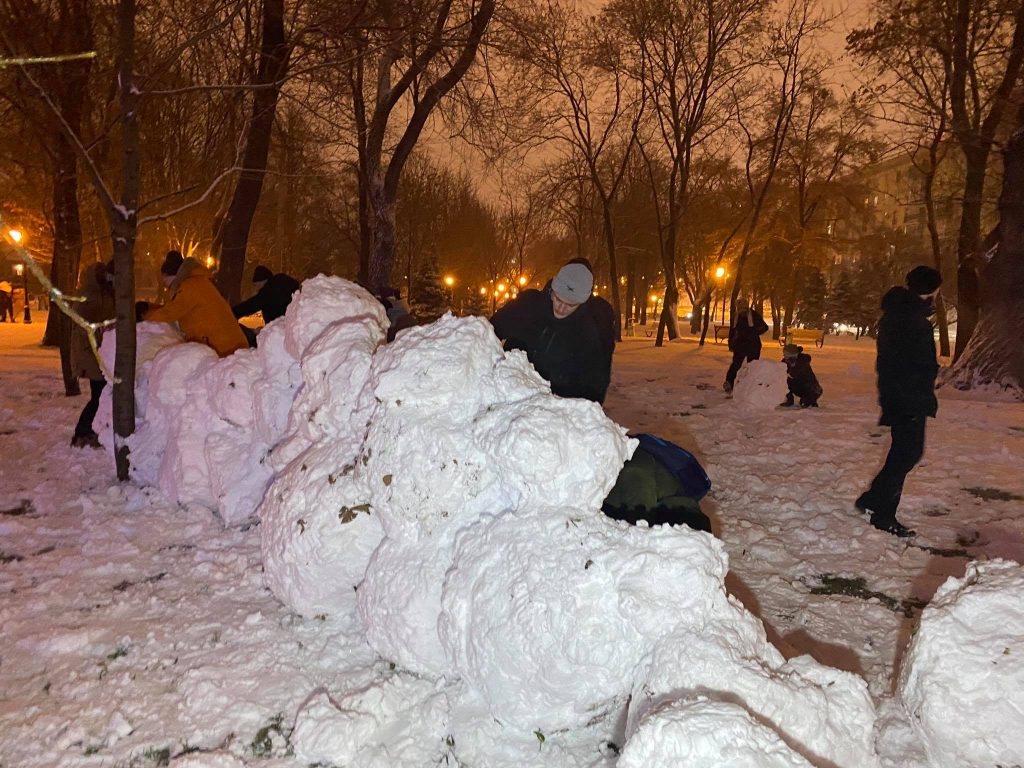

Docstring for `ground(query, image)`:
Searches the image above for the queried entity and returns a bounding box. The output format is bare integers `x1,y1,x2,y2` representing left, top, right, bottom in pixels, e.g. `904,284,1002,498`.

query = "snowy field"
1,297,1023,768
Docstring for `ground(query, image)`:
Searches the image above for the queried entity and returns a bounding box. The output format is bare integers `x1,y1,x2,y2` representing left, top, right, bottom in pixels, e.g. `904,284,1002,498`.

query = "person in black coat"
490,259,615,404
232,265,301,324
724,298,769,392
781,343,822,407
855,265,942,538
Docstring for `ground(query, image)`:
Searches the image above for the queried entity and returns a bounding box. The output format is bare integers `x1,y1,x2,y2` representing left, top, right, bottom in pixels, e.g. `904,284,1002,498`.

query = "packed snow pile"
898,559,1024,768
102,277,881,765
618,698,815,767
733,358,789,409
96,277,387,525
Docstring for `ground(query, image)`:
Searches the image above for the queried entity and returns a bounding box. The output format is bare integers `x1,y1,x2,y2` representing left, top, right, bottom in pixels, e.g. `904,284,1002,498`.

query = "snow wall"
100,277,888,766
897,559,1024,768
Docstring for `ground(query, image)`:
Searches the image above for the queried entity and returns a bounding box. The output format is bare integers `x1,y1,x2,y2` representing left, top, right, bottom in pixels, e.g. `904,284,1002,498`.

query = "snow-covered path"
1,318,1022,766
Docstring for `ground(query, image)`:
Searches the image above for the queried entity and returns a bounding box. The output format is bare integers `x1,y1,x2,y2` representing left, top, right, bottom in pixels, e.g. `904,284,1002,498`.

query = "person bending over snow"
780,343,822,408
490,259,615,404
145,250,248,358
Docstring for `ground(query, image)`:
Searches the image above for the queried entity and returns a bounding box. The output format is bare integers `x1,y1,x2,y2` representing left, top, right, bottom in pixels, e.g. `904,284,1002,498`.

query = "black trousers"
726,346,761,385
74,379,106,437
0,292,12,321
862,417,926,522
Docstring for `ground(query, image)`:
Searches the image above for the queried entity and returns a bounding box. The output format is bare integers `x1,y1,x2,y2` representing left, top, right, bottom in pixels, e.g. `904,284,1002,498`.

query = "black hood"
881,285,930,316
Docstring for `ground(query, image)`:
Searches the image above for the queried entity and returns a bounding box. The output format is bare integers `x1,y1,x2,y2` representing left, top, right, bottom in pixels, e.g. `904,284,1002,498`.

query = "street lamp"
518,275,527,287
8,229,30,323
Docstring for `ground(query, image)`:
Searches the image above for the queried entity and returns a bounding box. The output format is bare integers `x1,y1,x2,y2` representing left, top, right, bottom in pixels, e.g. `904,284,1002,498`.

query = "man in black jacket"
233,265,301,324
855,265,942,537
724,298,769,393
490,259,615,403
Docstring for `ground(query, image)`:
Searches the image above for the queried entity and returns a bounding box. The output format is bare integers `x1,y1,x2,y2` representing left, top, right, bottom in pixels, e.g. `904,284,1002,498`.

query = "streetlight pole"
8,229,30,323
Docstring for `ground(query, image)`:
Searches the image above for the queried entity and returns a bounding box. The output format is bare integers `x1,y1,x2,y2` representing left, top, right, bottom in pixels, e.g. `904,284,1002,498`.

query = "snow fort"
100,276,883,766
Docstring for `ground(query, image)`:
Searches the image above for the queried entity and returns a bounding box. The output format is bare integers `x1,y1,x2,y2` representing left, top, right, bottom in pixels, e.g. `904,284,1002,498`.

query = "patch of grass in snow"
251,712,290,758
809,574,926,618
0,499,33,516
962,486,1024,502
107,644,129,661
138,753,169,768
112,572,167,592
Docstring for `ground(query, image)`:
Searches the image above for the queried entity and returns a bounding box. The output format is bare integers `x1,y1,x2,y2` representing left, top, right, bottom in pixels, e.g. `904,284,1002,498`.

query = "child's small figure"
781,343,823,408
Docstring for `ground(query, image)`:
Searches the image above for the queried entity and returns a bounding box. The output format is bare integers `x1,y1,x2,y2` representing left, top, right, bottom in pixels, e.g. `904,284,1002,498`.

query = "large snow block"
631,621,880,768
899,559,1024,768
357,535,454,676
733,358,788,410
439,509,726,731
619,698,815,767
282,274,387,360
260,443,384,619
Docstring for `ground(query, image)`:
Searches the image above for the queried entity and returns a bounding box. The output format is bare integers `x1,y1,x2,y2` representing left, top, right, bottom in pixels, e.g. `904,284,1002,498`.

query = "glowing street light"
205,255,216,269
7,229,31,323
479,286,487,295
715,266,726,279
649,293,659,303
496,282,506,293
444,275,455,287
518,275,527,287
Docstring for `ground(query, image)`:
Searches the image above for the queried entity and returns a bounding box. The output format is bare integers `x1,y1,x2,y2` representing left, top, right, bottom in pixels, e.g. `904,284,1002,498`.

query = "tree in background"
849,0,1024,360
606,0,764,346
410,254,449,323
945,110,1024,396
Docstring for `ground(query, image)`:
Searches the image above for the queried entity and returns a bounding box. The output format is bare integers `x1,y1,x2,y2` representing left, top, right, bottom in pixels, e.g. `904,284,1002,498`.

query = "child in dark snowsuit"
781,343,822,407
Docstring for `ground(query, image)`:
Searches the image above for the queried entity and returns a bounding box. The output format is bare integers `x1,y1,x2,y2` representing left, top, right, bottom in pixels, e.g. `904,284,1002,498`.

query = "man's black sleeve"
232,289,266,319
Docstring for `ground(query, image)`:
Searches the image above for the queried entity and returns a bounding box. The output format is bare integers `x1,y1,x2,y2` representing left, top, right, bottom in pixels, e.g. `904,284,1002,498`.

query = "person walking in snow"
145,250,248,357
780,343,822,408
855,265,943,538
70,262,116,448
724,298,769,393
0,280,13,322
490,258,615,404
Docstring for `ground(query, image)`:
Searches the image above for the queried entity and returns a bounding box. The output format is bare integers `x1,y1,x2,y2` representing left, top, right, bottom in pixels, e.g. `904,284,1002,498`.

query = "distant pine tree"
410,256,450,323
796,270,828,327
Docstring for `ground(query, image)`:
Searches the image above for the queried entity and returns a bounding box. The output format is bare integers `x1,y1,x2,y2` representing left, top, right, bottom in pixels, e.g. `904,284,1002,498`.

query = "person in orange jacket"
145,250,248,357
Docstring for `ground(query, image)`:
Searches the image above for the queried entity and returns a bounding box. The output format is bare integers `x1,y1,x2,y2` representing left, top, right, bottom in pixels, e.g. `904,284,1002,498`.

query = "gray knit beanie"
550,263,594,304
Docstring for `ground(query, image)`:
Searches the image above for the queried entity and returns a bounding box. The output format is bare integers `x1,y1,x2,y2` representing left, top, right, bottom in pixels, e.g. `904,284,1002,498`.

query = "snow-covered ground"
2,306,1023,768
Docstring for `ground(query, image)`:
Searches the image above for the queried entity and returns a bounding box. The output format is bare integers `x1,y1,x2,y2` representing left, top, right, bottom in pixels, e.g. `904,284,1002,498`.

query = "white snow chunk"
281,273,387,360
439,509,725,730
618,698,815,767
733,358,789,410
898,559,1024,768
260,443,383,619
631,620,880,768
291,675,452,768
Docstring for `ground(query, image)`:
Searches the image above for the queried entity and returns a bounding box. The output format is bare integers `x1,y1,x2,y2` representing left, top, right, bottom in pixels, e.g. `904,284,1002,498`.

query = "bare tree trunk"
112,0,140,481
215,0,291,304
944,123,1024,394
599,203,623,340
48,136,83,395
922,137,951,356
951,148,987,360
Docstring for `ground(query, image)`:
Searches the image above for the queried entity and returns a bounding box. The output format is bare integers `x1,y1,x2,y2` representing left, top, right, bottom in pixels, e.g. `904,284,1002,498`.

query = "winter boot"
71,431,102,449
870,514,915,538
723,380,734,394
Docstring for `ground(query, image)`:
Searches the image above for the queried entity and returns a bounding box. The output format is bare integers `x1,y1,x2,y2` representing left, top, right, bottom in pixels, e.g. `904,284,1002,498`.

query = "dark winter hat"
252,265,273,283
782,343,800,359
906,265,942,295
551,262,594,304
160,250,184,276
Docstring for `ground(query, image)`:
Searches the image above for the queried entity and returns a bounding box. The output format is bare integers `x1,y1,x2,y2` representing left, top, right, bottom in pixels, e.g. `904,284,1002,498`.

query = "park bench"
713,324,730,344
780,327,826,349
